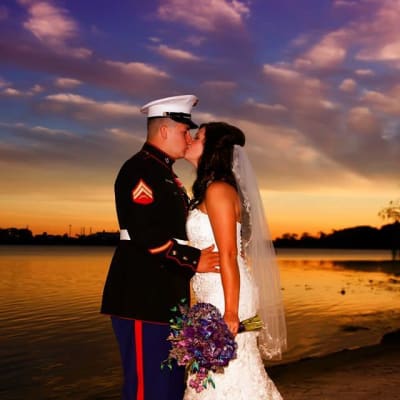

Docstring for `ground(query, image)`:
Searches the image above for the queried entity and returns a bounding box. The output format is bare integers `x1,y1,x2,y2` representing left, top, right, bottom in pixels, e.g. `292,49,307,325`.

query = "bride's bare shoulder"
205,181,240,210
206,180,237,196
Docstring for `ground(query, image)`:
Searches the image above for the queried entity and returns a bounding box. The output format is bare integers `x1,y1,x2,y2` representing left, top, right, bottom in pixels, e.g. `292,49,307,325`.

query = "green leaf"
191,361,199,372
208,376,215,389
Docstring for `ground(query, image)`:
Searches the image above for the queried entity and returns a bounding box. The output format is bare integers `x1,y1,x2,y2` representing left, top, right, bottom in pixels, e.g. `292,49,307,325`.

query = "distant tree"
282,233,298,240
379,199,400,260
273,232,299,248
325,225,379,249
0,228,33,244
379,199,400,222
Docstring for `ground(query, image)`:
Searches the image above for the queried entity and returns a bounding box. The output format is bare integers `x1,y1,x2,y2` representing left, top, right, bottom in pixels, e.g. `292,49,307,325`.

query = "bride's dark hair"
191,122,245,208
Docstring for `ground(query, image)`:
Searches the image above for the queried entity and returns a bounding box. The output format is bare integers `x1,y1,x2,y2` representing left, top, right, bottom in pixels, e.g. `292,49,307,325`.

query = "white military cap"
140,94,199,129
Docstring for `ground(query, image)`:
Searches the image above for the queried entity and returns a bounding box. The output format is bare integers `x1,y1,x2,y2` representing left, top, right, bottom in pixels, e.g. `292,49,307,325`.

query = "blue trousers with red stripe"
111,316,185,400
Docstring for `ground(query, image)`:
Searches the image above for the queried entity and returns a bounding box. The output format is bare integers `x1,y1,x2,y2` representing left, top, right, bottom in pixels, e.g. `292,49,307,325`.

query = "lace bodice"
184,208,283,400
186,207,242,252
186,208,258,321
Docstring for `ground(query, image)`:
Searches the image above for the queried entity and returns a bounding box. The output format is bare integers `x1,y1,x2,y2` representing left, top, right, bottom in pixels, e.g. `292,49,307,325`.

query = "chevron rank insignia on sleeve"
132,179,154,204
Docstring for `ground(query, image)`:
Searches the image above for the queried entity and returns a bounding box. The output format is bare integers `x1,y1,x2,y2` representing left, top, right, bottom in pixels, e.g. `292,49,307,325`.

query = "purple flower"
161,301,238,392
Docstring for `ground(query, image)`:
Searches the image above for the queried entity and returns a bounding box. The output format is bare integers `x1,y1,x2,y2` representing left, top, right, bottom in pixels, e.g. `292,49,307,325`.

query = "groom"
101,94,220,400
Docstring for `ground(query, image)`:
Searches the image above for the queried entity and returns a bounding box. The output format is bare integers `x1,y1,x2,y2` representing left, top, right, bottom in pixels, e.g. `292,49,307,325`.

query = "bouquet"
162,300,263,392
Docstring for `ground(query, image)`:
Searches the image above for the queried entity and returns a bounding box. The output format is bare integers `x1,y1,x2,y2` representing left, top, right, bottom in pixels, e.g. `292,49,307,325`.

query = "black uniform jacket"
101,143,200,323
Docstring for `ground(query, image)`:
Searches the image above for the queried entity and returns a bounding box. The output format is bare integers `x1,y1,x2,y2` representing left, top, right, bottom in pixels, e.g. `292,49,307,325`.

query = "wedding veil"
233,145,287,360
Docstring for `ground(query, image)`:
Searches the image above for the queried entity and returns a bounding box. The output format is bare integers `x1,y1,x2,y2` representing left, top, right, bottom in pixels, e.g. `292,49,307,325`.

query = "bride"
183,122,287,400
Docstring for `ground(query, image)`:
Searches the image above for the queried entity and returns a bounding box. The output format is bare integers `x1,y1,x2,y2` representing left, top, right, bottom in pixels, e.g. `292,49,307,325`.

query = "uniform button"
193,261,197,264
172,250,177,255
183,256,188,260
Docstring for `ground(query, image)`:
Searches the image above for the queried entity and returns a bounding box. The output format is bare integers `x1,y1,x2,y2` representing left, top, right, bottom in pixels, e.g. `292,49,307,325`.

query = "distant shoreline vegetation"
1,223,399,252
0,228,119,246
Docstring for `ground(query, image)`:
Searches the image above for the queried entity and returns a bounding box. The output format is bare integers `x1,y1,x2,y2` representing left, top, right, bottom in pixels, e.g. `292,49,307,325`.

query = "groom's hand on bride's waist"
197,245,220,273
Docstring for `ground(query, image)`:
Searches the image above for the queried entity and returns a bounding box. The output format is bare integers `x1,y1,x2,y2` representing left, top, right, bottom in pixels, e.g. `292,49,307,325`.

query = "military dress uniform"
101,142,200,400
101,141,200,320
101,94,201,400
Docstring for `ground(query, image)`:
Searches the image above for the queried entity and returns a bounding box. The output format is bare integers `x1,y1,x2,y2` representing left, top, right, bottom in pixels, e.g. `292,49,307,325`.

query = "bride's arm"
205,181,241,335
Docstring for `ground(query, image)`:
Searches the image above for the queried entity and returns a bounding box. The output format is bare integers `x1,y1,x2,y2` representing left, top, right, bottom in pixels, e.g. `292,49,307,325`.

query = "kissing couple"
101,94,286,400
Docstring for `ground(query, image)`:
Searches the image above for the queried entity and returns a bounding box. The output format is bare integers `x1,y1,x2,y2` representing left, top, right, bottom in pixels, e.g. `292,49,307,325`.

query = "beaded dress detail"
184,208,283,400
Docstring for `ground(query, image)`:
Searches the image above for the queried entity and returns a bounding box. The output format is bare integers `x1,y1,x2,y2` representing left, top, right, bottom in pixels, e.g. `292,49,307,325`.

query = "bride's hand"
224,311,240,336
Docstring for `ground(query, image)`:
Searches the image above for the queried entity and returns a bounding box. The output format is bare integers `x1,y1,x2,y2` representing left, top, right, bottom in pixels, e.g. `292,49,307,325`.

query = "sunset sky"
1,0,399,239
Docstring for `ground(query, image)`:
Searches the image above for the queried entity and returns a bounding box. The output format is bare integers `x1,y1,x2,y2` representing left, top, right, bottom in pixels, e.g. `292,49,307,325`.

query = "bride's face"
184,127,205,167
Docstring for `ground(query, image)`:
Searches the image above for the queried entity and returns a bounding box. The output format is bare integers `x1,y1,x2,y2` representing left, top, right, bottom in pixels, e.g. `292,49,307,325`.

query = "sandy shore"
268,331,400,399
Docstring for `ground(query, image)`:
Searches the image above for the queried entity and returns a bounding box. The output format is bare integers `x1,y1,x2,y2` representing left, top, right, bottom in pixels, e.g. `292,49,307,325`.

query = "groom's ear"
159,123,169,140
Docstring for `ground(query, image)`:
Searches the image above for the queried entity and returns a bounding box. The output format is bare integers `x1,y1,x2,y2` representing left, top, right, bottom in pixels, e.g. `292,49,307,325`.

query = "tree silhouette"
379,199,400,222
379,199,400,260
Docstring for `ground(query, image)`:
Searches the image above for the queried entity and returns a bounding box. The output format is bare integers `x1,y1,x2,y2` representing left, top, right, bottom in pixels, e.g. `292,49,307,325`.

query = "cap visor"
169,115,198,129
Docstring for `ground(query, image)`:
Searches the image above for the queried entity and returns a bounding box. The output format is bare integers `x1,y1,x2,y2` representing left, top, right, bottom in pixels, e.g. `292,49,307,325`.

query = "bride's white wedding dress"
184,208,282,400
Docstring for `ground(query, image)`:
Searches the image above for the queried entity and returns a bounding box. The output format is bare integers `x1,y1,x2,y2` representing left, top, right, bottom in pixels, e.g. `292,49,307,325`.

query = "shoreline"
268,330,400,399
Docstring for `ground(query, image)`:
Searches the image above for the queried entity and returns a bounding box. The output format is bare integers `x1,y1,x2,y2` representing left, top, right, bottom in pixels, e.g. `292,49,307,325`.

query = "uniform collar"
142,142,175,169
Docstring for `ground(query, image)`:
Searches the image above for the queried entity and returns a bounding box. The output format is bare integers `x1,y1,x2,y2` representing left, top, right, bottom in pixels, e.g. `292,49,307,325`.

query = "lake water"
0,246,399,400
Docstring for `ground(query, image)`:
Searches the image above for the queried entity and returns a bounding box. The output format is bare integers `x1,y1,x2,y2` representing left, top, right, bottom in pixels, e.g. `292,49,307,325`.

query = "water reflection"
0,246,399,399
332,259,400,274
276,247,393,261
277,255,400,365
0,246,120,400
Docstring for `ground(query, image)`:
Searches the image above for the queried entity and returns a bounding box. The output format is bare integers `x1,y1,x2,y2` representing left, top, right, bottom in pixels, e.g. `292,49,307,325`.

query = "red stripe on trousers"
134,320,144,400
